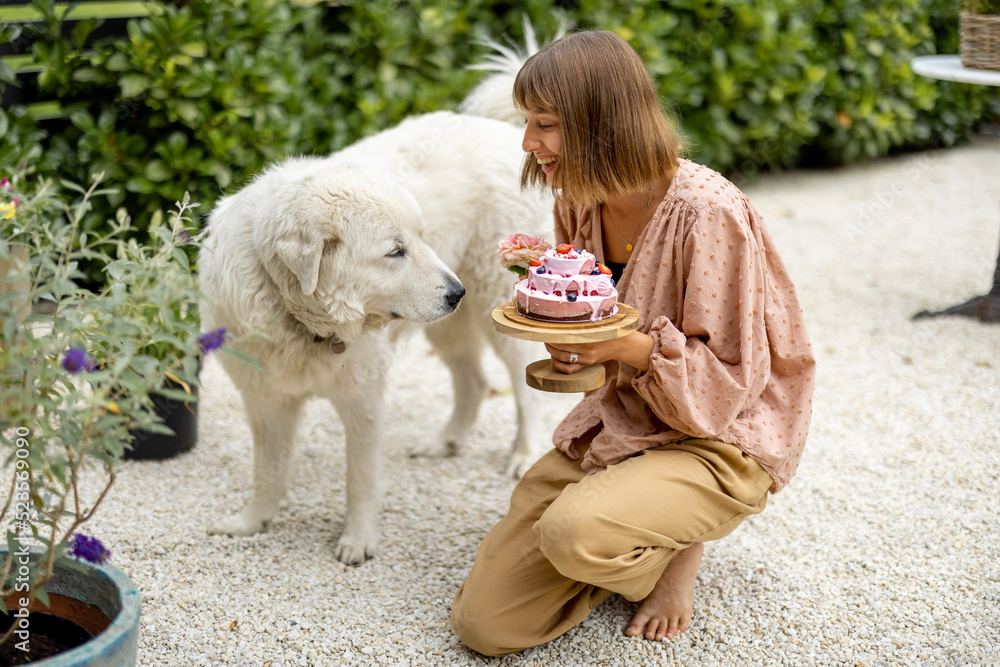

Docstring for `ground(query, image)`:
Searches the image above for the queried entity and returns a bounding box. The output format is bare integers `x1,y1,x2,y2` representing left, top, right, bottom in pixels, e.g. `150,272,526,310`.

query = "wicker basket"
960,12,1000,71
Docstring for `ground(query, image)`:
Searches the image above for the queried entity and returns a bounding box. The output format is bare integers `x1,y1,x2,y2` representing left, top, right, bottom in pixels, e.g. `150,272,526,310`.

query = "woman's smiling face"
521,109,562,187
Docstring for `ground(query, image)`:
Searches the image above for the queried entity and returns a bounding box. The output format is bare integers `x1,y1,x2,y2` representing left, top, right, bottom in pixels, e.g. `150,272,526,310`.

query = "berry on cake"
504,241,619,323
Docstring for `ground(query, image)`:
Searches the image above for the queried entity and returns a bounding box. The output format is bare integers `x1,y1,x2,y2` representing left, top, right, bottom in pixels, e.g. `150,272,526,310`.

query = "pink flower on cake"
498,233,552,276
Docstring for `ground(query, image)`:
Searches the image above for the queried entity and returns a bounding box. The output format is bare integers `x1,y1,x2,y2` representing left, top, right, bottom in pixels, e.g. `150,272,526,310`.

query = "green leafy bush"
578,0,999,177
964,0,1000,14
0,0,566,281
2,0,344,229
1,0,997,283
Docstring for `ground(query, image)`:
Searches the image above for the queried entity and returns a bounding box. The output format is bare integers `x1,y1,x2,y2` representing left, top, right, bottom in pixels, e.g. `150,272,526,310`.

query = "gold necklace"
604,187,654,253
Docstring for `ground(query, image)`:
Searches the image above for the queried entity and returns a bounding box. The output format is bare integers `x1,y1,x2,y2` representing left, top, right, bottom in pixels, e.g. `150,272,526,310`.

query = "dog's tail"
458,19,562,126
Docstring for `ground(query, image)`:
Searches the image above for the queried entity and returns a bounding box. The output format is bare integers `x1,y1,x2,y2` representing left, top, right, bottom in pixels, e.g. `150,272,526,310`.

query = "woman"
451,30,816,656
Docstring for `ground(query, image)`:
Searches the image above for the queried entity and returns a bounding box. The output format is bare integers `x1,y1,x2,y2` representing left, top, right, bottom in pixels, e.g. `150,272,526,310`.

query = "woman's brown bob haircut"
513,30,682,209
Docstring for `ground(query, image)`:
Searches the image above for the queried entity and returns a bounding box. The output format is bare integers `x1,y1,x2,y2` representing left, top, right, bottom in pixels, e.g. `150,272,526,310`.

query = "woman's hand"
545,330,655,374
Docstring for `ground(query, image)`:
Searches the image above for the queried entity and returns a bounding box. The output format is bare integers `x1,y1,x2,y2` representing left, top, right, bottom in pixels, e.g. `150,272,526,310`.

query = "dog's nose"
446,280,465,310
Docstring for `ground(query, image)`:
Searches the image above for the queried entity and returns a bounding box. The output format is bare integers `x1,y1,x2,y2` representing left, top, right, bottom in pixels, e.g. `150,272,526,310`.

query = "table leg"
913,224,1000,323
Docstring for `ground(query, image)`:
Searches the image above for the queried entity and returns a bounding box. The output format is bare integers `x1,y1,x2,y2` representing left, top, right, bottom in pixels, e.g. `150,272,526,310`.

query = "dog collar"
288,312,347,354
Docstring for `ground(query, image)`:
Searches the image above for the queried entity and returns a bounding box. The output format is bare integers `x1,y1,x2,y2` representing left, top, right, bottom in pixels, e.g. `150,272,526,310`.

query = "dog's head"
251,163,465,345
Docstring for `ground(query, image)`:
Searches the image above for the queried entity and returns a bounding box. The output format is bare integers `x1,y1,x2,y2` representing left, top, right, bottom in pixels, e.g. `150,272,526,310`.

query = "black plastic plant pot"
125,377,198,461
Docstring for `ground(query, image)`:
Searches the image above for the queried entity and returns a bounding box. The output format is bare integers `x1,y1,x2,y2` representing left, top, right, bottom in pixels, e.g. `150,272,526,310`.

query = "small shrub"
0,172,223,638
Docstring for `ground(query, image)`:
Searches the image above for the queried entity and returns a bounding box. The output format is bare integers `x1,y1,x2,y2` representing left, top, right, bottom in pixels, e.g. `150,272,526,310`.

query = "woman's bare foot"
625,542,704,641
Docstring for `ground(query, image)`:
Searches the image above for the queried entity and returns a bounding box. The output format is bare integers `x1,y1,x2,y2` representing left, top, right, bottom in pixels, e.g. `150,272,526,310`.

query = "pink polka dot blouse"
552,159,816,492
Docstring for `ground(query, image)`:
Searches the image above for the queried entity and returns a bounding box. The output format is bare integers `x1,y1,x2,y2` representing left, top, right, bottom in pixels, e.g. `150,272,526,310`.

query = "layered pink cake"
514,244,618,322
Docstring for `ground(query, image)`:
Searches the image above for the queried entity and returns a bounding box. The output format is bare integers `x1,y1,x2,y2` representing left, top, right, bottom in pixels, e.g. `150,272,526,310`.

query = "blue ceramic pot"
3,552,140,666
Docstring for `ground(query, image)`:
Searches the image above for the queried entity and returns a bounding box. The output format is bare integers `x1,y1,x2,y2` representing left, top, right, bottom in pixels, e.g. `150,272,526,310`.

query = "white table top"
911,55,1000,86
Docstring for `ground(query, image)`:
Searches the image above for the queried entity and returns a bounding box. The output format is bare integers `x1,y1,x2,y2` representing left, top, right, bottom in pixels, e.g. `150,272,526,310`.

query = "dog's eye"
386,247,407,259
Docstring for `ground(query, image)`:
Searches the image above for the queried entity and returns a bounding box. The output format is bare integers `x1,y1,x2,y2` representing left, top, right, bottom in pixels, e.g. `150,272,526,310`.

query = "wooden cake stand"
491,301,640,393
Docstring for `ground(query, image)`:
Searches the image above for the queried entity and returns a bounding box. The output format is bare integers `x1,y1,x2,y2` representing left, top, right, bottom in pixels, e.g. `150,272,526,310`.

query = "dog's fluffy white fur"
199,47,551,564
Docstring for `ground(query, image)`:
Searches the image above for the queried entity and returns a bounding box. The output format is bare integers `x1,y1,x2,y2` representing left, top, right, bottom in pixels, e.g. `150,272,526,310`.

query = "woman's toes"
667,618,687,639
625,615,648,637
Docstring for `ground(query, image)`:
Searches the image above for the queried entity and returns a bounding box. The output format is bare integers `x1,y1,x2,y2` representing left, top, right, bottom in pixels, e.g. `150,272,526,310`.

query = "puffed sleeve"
631,199,770,439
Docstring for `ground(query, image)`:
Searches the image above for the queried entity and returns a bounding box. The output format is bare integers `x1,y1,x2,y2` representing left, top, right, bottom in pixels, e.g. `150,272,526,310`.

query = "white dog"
199,42,551,564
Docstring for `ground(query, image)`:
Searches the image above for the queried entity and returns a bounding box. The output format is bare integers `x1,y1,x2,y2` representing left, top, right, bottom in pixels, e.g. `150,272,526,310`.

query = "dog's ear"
265,225,342,297
246,165,348,298
274,230,323,296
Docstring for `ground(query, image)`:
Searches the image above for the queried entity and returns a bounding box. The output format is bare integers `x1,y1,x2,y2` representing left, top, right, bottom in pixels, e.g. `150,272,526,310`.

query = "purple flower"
1,177,8,189
61,347,96,373
176,229,193,244
198,327,227,353
68,534,111,565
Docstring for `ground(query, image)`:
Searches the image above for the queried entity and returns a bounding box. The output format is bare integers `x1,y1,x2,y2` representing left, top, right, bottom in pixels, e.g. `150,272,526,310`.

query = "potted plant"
122,232,207,462
961,0,1000,71
0,171,226,664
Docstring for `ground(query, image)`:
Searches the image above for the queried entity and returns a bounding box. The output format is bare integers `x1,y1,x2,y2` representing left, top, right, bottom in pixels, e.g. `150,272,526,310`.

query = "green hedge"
580,0,1000,178
1,0,997,279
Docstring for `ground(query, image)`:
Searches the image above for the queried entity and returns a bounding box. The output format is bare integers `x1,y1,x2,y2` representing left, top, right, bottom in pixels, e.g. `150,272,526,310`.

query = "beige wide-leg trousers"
451,439,774,656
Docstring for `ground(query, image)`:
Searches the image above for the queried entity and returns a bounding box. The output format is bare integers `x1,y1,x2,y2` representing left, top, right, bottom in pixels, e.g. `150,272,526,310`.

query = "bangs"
513,56,558,114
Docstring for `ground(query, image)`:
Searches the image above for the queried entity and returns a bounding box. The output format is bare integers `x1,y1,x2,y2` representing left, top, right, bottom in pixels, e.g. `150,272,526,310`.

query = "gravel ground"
88,135,1000,666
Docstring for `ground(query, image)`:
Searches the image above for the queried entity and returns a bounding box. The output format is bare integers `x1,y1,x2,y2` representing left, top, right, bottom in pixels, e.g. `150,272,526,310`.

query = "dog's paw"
208,514,267,537
408,439,459,459
335,532,378,566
